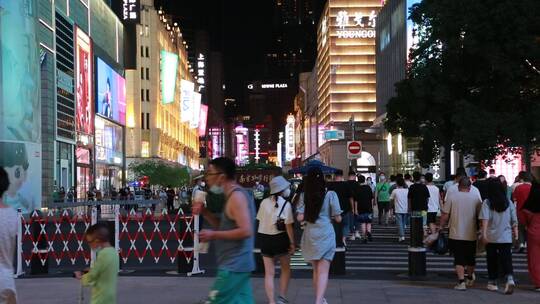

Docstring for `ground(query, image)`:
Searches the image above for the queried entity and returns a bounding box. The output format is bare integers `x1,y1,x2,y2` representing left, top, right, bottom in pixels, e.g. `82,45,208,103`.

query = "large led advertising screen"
96,58,126,125
160,50,178,104
95,117,124,165
0,0,40,143
75,27,94,135
1,0,42,212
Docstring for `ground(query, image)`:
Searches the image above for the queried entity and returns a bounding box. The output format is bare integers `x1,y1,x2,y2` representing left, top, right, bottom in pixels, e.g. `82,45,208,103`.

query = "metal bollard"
408,215,426,277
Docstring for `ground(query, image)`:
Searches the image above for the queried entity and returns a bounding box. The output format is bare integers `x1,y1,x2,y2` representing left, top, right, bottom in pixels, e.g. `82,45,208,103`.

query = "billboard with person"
96,57,126,125
75,27,94,134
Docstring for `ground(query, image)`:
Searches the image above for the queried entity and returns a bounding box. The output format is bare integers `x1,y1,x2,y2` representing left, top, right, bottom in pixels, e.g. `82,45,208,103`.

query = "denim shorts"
356,213,373,224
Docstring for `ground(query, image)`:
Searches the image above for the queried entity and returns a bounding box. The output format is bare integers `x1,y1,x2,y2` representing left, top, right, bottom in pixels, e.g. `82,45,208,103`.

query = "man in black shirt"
408,171,430,228
166,185,176,213
347,171,361,240
473,169,489,201
353,175,375,243
327,170,354,246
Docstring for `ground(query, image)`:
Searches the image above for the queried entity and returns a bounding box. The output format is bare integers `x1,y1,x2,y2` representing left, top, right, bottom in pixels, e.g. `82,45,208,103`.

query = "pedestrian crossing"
343,224,530,274
287,223,530,275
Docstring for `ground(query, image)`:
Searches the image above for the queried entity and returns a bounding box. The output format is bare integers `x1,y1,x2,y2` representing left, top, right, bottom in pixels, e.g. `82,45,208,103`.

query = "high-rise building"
376,0,421,174
124,1,199,172
314,0,383,174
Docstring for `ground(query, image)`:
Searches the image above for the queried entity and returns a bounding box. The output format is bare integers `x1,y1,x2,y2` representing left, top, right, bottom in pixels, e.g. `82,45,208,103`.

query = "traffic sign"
347,141,362,159
324,130,345,140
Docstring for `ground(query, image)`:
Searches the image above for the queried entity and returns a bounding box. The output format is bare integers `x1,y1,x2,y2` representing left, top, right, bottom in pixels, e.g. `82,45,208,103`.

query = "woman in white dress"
297,167,342,304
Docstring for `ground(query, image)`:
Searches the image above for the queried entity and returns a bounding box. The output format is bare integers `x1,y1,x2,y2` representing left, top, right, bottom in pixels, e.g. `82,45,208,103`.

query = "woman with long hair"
498,175,512,201
256,176,295,304
522,180,540,292
297,167,342,304
479,179,518,294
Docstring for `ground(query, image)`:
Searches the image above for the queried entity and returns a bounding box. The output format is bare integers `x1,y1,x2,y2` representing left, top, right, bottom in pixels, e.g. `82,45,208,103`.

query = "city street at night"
1,0,540,303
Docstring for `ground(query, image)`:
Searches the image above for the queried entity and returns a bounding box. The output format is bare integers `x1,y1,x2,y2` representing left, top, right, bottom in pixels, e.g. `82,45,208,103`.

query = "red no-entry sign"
347,141,362,159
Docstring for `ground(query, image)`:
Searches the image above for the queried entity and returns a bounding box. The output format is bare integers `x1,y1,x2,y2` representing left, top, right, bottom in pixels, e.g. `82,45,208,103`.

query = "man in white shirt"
0,167,18,303
425,173,441,235
439,177,483,291
390,177,409,242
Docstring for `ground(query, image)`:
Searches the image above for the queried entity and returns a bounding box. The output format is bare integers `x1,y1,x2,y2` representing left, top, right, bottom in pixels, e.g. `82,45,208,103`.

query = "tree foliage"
129,160,190,187
385,0,540,168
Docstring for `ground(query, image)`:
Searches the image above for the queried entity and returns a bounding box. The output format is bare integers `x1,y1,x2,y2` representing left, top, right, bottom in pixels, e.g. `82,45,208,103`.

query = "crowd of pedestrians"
2,158,540,303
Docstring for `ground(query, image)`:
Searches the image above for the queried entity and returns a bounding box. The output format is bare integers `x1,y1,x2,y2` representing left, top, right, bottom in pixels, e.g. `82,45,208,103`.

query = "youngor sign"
335,10,377,39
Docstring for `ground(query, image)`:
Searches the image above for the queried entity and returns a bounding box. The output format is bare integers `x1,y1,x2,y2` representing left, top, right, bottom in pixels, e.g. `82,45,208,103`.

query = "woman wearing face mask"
256,176,295,304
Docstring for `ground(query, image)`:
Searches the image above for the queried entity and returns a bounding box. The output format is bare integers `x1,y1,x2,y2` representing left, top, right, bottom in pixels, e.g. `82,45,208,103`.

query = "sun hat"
269,176,291,195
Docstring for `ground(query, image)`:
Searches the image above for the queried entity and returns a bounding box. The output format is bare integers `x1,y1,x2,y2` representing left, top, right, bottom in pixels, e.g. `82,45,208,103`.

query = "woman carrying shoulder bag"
256,176,295,304
297,167,342,304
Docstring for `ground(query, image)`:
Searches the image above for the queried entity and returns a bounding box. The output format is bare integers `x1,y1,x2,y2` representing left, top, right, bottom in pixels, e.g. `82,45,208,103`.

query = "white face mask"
380,176,386,181
281,188,291,199
200,182,206,187
209,185,224,195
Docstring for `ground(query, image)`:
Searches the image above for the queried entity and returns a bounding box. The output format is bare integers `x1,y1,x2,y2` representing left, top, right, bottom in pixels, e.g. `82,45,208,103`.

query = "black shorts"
449,239,476,266
427,212,437,224
377,201,390,211
258,233,290,258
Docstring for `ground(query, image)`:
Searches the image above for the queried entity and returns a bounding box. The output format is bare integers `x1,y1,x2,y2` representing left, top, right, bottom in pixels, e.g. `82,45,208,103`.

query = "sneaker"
349,235,356,241
466,273,476,287
454,282,467,291
367,232,373,242
277,295,289,304
486,283,498,291
355,231,361,238
534,287,540,292
504,280,515,295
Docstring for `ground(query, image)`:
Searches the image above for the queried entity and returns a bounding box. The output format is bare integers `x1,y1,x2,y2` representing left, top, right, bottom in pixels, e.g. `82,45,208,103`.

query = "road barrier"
15,201,204,277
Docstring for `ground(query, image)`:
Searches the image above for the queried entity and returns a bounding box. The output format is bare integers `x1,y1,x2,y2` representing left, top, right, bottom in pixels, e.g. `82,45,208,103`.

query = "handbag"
275,200,288,231
432,232,449,255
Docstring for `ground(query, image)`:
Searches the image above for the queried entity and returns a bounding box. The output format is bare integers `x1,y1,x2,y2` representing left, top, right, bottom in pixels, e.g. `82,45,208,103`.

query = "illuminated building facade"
317,0,382,128
314,0,382,174
125,0,199,173
9,0,126,205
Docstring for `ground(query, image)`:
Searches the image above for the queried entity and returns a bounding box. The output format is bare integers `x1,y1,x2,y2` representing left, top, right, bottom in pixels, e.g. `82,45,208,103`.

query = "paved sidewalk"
15,276,540,303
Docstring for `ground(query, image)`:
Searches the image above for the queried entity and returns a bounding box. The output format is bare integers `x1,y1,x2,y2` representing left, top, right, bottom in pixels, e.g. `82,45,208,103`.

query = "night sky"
157,0,277,104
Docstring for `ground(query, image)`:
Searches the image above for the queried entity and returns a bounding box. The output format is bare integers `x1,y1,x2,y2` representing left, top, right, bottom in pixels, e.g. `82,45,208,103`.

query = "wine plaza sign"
335,10,377,39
